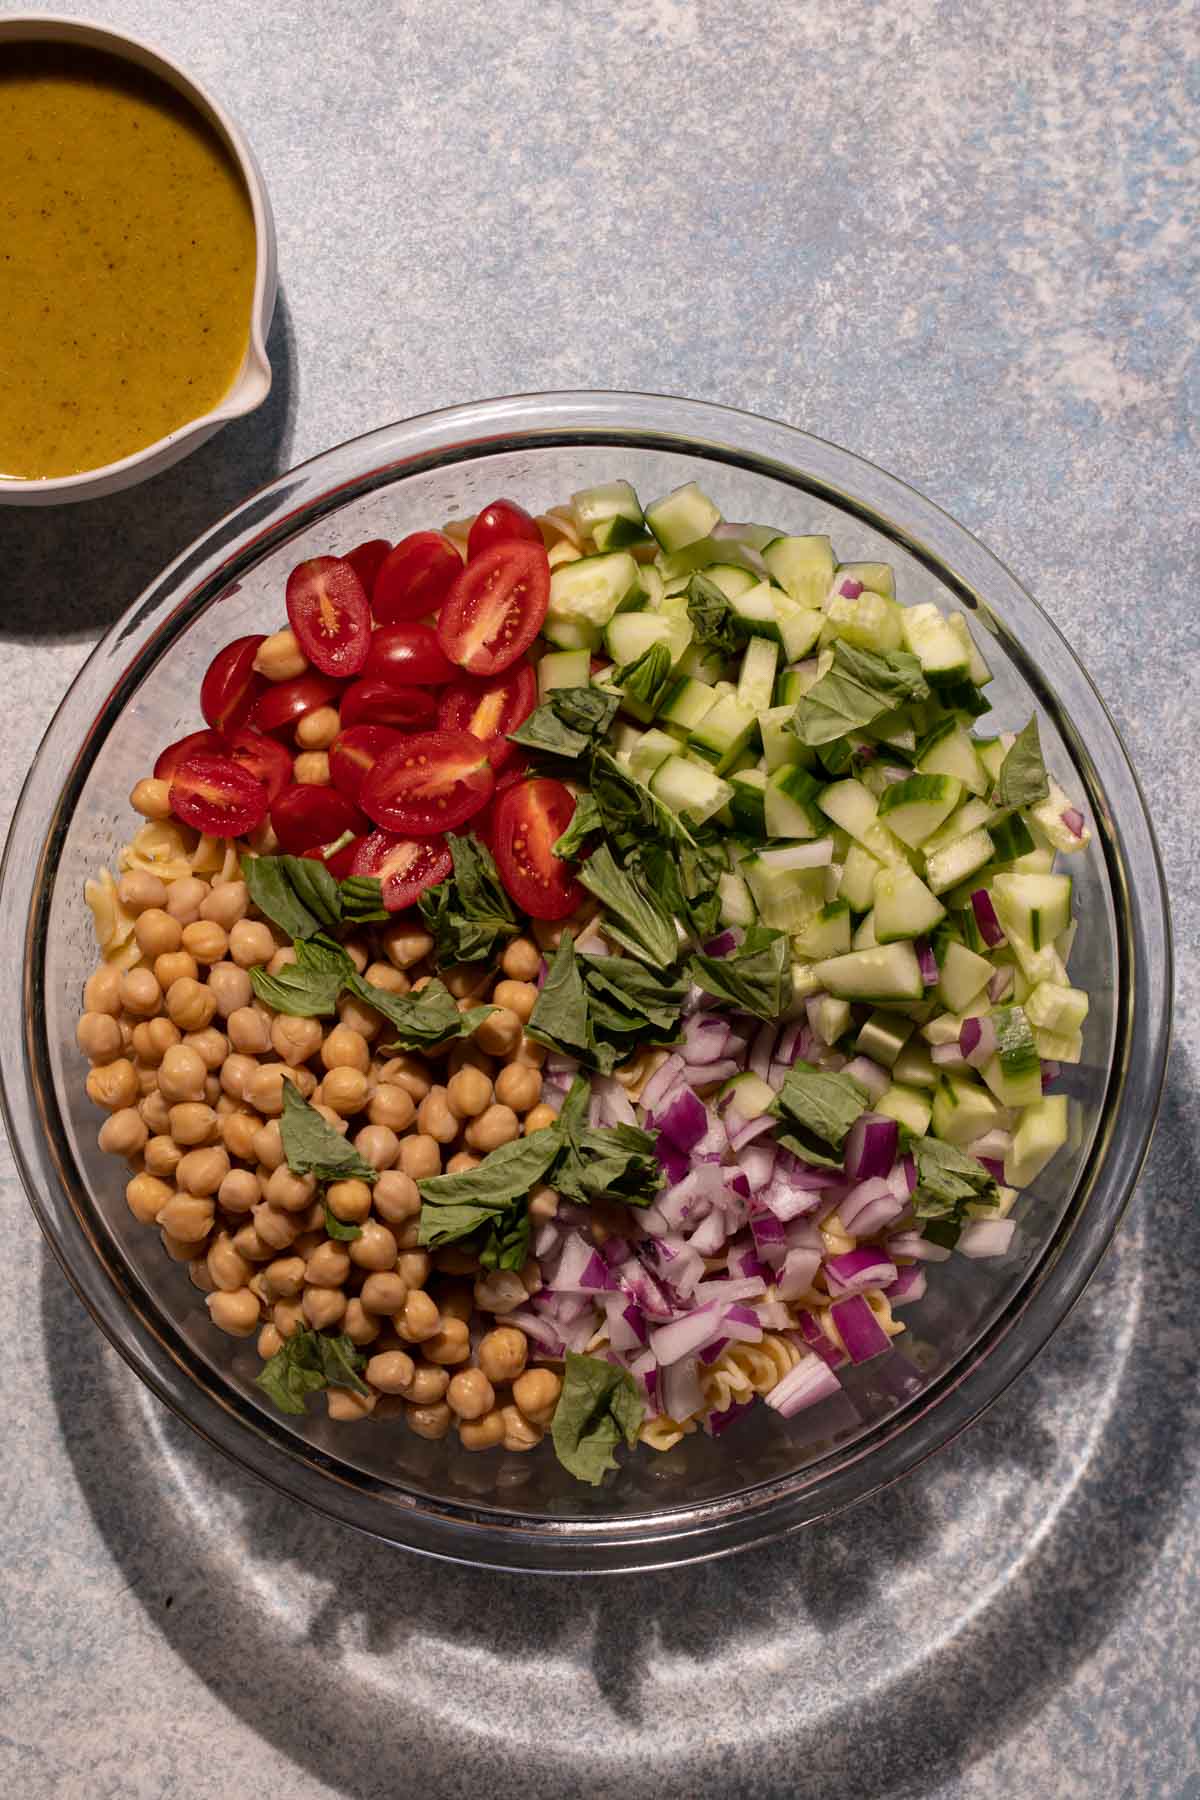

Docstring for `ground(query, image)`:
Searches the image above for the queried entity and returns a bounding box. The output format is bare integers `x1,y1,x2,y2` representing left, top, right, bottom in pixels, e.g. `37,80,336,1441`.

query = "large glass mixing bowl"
0,393,1171,1572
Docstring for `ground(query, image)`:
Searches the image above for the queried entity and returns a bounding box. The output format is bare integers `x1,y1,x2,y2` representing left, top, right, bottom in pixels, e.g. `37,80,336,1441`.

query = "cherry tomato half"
372,532,463,625
271,784,367,855
200,635,266,736
302,833,364,881
154,729,224,783
474,754,533,847
225,727,294,806
285,556,372,678
436,541,550,677
328,724,407,805
339,678,439,731
467,498,543,559
251,672,343,736
492,776,584,920
170,752,269,839
363,621,458,688
344,538,392,600
436,662,536,769
359,729,495,835
350,830,453,911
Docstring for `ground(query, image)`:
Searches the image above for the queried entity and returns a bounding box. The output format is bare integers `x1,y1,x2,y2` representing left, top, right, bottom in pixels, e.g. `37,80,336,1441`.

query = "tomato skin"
359,729,495,835
250,672,344,735
437,541,550,677
154,729,225,782
271,783,367,855
350,830,452,911
467,499,543,559
436,662,537,769
285,556,372,678
224,727,294,806
170,752,269,838
344,538,392,600
474,754,532,847
364,621,458,688
372,532,463,625
339,678,439,731
302,834,364,880
200,635,266,735
492,777,584,920
328,724,408,805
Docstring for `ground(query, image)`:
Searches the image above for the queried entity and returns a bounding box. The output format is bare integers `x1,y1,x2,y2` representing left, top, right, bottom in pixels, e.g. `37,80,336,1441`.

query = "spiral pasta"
83,867,141,969
639,1414,696,1453
700,1332,803,1421
118,820,195,882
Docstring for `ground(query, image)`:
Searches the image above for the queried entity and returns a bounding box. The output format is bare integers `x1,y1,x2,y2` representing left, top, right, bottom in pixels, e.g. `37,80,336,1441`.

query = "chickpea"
86,1058,139,1112
501,1405,543,1452
164,877,210,927
252,1120,285,1169
97,1106,147,1158
176,1146,230,1197
144,1134,183,1179
131,1017,180,1067
253,1200,303,1250
338,991,384,1041
345,1128,392,1176
227,1007,273,1058
397,1250,431,1287
494,1065,541,1114
325,1177,371,1224
114,869,166,914
270,1014,323,1067
156,1043,206,1103
359,1271,409,1315
291,749,329,786
214,1056,254,1104
366,1349,416,1392
321,1024,369,1073
342,1297,380,1347
465,1104,519,1153
477,1326,529,1384
266,946,298,979
513,1368,561,1425
257,1323,283,1360
493,979,537,1023
199,880,248,931
446,1367,495,1421
77,1011,124,1064
318,1068,367,1118
157,1193,215,1242
206,1288,260,1337
181,920,228,966
327,1386,376,1421
188,1256,216,1294
304,1239,350,1287
512,1032,547,1070
445,1067,492,1122
129,776,172,820
395,1289,440,1343
254,627,307,680
170,1101,219,1147
295,704,340,749
244,1063,302,1117
132,916,180,969
215,1171,257,1221
232,1223,273,1263
362,1083,411,1133
266,1166,317,1213
272,1297,305,1338
119,967,162,1019
445,1152,481,1175
358,1174,409,1231
363,960,410,997
397,1133,440,1181
205,969,252,1029
443,964,489,1001
347,1219,397,1272
83,964,123,1016
219,1113,260,1164
161,1227,205,1263
253,1256,304,1303
166,977,217,1032
228,919,276,970
376,1055,431,1103
406,1400,451,1439
139,1090,172,1135
501,936,541,982
423,1318,470,1366
458,1407,506,1450
302,1285,346,1330
206,1231,253,1292
382,921,434,970
474,1006,522,1057
524,1104,558,1137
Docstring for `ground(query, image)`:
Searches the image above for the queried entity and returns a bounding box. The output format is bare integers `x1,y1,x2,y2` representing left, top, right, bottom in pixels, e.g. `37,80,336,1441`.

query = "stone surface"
0,1,1197,1796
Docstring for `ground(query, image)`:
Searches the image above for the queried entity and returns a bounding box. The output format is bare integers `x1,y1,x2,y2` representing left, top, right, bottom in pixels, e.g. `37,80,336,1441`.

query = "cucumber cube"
914,717,988,795
876,1083,933,1137
658,675,717,737
737,636,779,712
794,899,852,960
900,604,971,687
706,563,759,601
546,551,641,640
1024,981,1089,1034
839,842,884,913
1004,1094,1069,1187
743,859,827,933
981,1005,1043,1108
728,768,768,838
571,479,644,530
537,648,591,698
761,535,834,608
891,1036,938,1088
809,993,852,1046
645,482,721,553
774,598,825,661
764,763,823,839
688,694,758,773
820,589,904,653
872,863,947,943
760,705,807,772
925,827,994,895
649,755,732,826
877,773,963,849
810,943,923,1002
718,871,757,929
930,1075,1003,1146
855,1009,915,1067
992,872,1073,950
936,939,994,1012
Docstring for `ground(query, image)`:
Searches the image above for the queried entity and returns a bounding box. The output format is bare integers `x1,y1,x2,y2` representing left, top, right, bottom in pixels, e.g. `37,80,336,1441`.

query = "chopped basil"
994,715,1050,812
611,640,673,710
256,1327,369,1415
551,1076,663,1210
552,791,602,862
577,843,679,967
551,1352,644,1485
686,572,741,660
688,925,791,1022
417,834,519,964
240,853,386,940
527,936,684,1077
249,933,354,1017
322,1203,363,1242
343,971,493,1051
790,643,929,746
527,934,597,1064
279,1080,378,1186
415,1131,563,1252
769,1062,870,1167
507,687,620,761
911,1135,1001,1220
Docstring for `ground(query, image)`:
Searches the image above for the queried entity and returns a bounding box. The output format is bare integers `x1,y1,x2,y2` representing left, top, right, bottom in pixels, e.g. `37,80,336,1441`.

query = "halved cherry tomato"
436,541,550,677
251,672,343,735
372,532,463,625
436,662,536,769
154,729,224,783
339,678,439,731
328,724,407,805
359,729,495,835
467,498,543,559
200,635,266,735
350,830,452,911
492,777,584,920
474,754,533,847
302,833,364,880
285,556,372,678
225,727,294,806
271,784,367,855
363,621,458,688
344,538,392,600
170,752,269,839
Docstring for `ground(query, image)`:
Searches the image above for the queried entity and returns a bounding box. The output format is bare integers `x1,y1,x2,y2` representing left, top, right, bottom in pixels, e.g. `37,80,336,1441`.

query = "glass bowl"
0,392,1171,1572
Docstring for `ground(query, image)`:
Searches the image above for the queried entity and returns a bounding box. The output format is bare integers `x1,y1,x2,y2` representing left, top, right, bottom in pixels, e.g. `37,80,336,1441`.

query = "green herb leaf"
478,1200,532,1272
686,572,741,660
587,749,697,859
791,643,929,747
345,971,493,1051
508,687,620,761
688,925,792,1022
338,875,389,923
770,1061,870,1166
552,1075,663,1210
581,956,688,1038
316,1332,371,1395
637,832,725,943
551,1352,644,1485
249,933,354,1017
415,1131,563,1251
911,1135,1001,1221
526,933,599,1064
612,640,673,709
323,1203,363,1242
577,842,680,967
552,791,602,862
417,833,519,964
994,715,1050,812
255,1327,368,1414
279,1079,378,1185
241,853,341,940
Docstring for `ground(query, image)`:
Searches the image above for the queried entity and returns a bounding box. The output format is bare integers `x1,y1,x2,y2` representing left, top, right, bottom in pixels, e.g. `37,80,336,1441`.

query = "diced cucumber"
649,755,732,826
571,479,643,531
728,768,768,837
645,482,722,553
720,1070,778,1117
855,1009,915,1067
764,763,823,839
787,961,826,1011
774,663,822,706
676,643,727,684
774,598,825,661
805,994,849,1046
923,1004,987,1047
546,552,641,645
877,773,963,850
541,612,600,652
688,694,757,774
892,1036,938,1088
877,1082,933,1137
1024,981,1089,1035
658,538,758,583
900,604,971,688
818,779,912,868
992,872,1072,950
628,728,678,786
743,859,827,934
1004,923,1070,991
610,719,642,758
820,589,904,653
706,562,759,601
658,675,717,737
839,842,884,913
922,796,995,856
852,910,878,949
718,870,757,929
592,515,653,551
603,610,675,672
980,1005,1042,1108
930,1075,1003,1146
1029,777,1092,851
974,736,1006,785
870,710,919,756
1007,846,1056,876
914,717,988,795
834,561,895,600
872,864,947,943
737,636,779,712
537,648,591,698
761,535,835,608
727,580,784,640
925,827,994,895
760,705,808,772
1034,1025,1083,1063
1005,1094,1069,1187
794,899,852,960
988,811,1036,864
946,613,993,686
936,939,994,1012
811,943,924,1002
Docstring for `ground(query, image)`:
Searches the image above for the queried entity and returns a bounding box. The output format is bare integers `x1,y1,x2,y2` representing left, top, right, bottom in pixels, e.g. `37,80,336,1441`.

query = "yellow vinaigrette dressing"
0,43,256,479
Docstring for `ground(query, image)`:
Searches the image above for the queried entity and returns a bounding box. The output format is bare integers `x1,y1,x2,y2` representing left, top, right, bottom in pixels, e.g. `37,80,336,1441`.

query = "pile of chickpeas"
79,676,589,1453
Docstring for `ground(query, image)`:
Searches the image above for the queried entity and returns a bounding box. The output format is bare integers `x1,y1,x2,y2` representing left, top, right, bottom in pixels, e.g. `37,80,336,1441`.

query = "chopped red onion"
960,1014,997,1069
722,1303,765,1343
727,1240,772,1284
825,1246,898,1296
533,1221,561,1260
683,1015,732,1064
664,1246,705,1298
796,1312,845,1368
840,1054,889,1103
886,1230,951,1263
901,1152,916,1193
777,1021,806,1065
504,1309,564,1355
749,1022,778,1083
549,1234,613,1293
979,1155,1006,1182
849,1192,907,1237
916,938,939,987
687,1209,729,1257
653,1133,690,1188
608,1303,649,1352
970,888,1006,948
706,1397,756,1436
660,1355,703,1420
771,1150,830,1191
830,1295,891,1362
1062,807,1085,837
730,1113,778,1153
755,1301,792,1328
682,1058,740,1087
629,1349,659,1413
736,1142,778,1190
693,1113,730,1160
640,1054,686,1116
694,1274,768,1305
775,1245,822,1300
968,1127,1013,1160
844,1112,899,1183
592,1076,638,1128
535,956,548,990
702,930,737,958
656,1085,709,1152
765,1355,842,1416
838,577,864,598
616,1259,673,1320
885,1264,927,1305
1042,1061,1061,1087
545,1051,581,1077
931,1042,967,1067
988,965,1014,1002
957,1218,1015,1258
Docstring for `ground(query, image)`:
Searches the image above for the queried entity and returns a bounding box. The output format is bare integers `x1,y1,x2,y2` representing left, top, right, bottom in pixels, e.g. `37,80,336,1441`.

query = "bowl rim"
0,390,1173,1571
0,12,276,501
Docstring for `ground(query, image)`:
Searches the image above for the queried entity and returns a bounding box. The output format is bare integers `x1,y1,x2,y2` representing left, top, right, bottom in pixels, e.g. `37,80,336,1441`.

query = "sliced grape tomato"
301,832,363,881
436,541,550,677
363,621,458,688
170,752,269,839
154,728,224,783
250,672,343,736
200,635,266,736
285,556,371,678
492,776,584,920
359,729,495,835
372,532,463,626
344,538,392,600
350,830,452,911
436,661,536,768
224,727,294,806
328,724,408,805
339,678,439,731
467,498,543,559
270,783,367,856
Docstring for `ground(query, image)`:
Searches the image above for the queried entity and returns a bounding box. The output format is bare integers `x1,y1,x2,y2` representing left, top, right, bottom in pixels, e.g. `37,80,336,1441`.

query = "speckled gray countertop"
1,2,1197,1795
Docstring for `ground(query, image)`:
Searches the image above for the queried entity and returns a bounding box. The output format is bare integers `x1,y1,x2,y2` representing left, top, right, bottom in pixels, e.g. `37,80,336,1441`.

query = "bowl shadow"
41,1045,1197,1800
0,286,298,643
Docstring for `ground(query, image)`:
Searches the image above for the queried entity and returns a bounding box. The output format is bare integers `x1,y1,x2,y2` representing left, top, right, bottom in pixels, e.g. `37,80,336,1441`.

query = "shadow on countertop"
0,288,298,643
41,1044,1199,1800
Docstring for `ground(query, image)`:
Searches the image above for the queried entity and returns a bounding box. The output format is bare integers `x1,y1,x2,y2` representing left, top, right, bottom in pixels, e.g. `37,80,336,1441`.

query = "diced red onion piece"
840,1055,889,1103
765,1355,842,1416
736,1142,778,1190
687,1209,729,1257
795,1312,844,1368
533,1221,561,1260
988,965,1014,1002
960,1014,997,1069
901,1153,916,1193
915,938,939,987
683,1058,739,1087
702,930,737,957
1062,807,1085,837
683,1015,732,1064
706,1397,756,1436
755,1301,792,1328
656,1085,709,1152
545,1051,581,1077
957,1218,1016,1258
970,888,1007,948
660,1355,703,1420
722,1303,765,1343
824,1246,898,1296
839,577,864,598
886,1264,927,1304
775,1246,822,1301
640,1054,686,1117
886,1230,951,1263
617,1259,674,1320
730,1113,777,1153
931,1042,965,1066
629,1349,659,1413
599,1235,633,1268
694,1274,767,1305
504,1308,564,1355
844,1112,899,1183
830,1295,891,1363
653,1133,690,1188
849,1193,907,1237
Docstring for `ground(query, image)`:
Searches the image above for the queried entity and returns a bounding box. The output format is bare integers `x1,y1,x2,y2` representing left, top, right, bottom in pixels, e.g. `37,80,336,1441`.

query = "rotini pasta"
83,867,141,968
700,1333,803,1420
639,1414,696,1453
118,819,196,882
